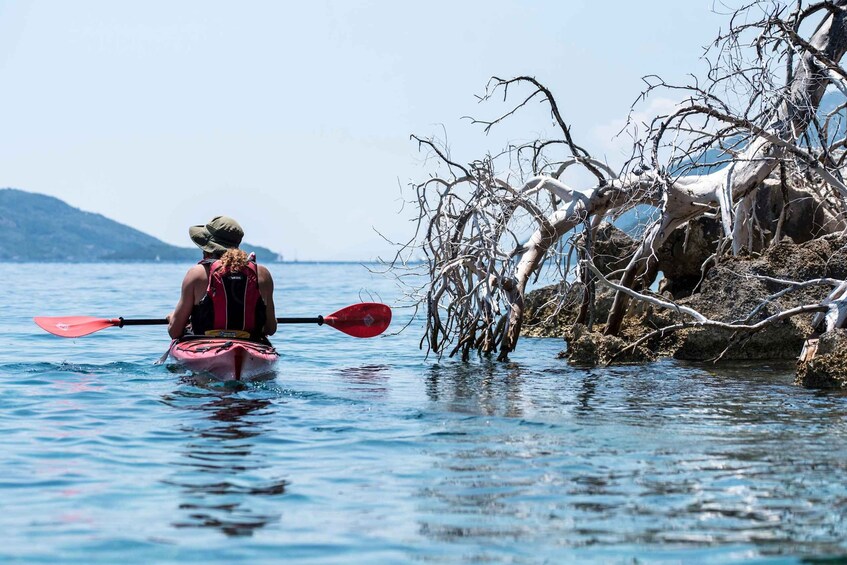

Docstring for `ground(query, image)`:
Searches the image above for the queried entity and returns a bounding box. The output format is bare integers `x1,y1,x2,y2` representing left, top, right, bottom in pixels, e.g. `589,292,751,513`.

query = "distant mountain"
0,188,283,262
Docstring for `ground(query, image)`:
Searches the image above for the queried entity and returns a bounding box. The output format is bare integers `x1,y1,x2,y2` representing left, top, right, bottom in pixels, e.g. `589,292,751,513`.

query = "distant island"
0,188,283,262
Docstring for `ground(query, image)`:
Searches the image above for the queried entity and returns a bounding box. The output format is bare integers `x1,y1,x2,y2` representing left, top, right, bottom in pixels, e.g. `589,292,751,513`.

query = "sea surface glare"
2,262,847,563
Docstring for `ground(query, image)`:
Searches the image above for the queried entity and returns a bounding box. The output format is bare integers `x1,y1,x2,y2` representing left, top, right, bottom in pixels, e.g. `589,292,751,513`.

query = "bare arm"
167,265,206,339
258,265,277,336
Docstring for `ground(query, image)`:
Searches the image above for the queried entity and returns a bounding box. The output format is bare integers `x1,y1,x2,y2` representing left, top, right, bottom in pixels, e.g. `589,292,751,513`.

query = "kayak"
168,336,279,381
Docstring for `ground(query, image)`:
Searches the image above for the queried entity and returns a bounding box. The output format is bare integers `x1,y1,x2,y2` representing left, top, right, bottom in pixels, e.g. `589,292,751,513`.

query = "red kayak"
168,337,279,381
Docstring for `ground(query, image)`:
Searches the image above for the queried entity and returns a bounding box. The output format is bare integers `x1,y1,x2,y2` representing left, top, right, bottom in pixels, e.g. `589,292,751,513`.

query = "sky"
0,0,728,261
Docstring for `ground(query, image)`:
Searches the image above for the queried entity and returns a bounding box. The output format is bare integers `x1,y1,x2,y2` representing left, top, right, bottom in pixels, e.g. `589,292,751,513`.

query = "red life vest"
190,257,267,338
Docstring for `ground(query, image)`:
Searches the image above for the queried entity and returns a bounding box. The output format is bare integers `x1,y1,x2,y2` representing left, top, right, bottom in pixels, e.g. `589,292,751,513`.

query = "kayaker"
167,216,277,340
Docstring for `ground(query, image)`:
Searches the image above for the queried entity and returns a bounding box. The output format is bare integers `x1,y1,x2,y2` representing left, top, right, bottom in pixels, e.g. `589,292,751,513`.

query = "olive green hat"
189,216,244,254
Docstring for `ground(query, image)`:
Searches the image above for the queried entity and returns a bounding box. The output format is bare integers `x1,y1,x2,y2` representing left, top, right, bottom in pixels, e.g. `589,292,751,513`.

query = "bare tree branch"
395,0,847,362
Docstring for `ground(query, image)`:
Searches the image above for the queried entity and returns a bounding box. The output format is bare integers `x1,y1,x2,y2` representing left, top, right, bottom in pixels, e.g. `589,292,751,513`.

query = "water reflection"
576,371,598,413
161,381,288,537
425,361,526,418
337,364,390,398
415,360,847,557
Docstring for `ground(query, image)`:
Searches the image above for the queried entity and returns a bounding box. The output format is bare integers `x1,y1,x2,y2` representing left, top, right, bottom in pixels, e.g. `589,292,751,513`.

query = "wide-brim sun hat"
189,216,244,254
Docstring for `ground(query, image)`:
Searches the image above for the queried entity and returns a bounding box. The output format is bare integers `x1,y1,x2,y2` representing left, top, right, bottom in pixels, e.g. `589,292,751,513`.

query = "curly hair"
219,248,249,272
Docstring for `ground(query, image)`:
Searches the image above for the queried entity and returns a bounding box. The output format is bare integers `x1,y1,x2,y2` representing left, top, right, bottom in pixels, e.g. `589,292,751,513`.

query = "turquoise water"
2,262,847,563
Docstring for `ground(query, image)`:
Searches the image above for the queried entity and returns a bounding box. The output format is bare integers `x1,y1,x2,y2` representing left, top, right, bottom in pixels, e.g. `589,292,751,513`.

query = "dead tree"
401,1,847,361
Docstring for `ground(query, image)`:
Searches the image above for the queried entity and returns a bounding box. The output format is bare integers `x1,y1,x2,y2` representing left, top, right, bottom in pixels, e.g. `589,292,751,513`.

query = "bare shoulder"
184,264,207,283
257,264,274,281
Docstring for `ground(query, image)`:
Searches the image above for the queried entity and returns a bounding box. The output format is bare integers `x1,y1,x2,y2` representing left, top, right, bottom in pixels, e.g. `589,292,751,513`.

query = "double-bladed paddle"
34,302,392,339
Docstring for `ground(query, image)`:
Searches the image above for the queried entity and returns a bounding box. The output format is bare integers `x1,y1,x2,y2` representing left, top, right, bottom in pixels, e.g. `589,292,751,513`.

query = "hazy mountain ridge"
0,188,282,262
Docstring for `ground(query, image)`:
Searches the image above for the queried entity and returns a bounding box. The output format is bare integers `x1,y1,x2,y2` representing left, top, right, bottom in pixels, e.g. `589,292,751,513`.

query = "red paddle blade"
34,316,119,338
323,303,391,338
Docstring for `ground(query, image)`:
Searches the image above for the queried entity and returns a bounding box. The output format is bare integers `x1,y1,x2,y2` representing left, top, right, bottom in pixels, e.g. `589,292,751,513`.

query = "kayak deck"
169,337,279,381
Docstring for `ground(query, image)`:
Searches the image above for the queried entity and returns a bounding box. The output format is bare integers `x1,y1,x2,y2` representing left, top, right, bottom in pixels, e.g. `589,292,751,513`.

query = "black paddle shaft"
117,316,326,326
119,318,168,326
276,315,324,325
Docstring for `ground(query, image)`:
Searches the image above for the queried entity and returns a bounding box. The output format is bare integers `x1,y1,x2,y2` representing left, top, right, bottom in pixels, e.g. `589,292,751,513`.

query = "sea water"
1,262,846,563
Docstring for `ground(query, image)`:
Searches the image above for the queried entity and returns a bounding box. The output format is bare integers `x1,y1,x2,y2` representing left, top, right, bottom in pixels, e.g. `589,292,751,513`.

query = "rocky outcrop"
662,238,830,361
655,216,722,298
755,183,843,245
560,324,656,366
522,224,847,388
796,330,847,388
522,222,630,338
522,283,615,338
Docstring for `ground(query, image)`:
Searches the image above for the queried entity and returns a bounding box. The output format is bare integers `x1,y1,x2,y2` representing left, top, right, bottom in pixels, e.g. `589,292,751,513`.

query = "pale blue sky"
0,1,725,260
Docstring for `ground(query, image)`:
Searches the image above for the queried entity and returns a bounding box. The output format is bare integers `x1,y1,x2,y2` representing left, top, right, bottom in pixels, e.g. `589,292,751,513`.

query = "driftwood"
394,1,847,368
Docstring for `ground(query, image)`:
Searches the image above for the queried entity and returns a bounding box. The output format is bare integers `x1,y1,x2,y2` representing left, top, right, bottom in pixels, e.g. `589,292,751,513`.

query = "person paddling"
167,216,277,340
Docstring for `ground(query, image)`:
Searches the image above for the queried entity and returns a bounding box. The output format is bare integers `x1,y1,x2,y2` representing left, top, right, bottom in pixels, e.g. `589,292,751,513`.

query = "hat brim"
189,225,232,255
